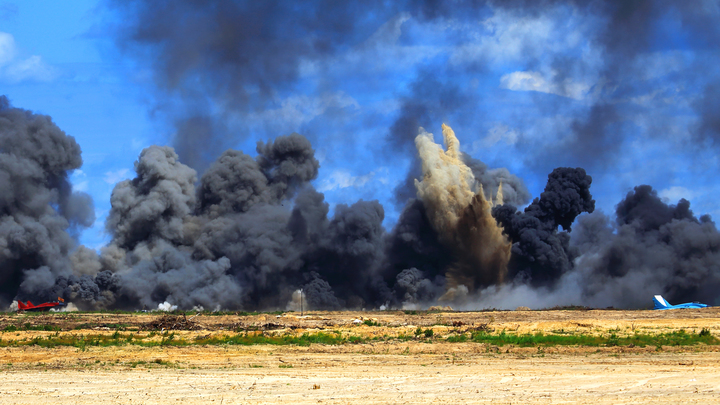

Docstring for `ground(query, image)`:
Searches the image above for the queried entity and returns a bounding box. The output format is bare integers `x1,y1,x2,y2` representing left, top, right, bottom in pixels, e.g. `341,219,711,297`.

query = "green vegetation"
0,331,362,349
413,327,434,338
446,333,468,343
0,321,716,350
193,332,353,346
467,329,719,347
2,324,61,332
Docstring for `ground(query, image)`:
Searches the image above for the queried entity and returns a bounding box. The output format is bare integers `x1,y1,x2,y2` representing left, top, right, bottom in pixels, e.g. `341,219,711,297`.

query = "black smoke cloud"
5,1,720,310
3,98,719,310
492,167,594,287
570,185,720,307
0,96,525,310
86,131,392,310
0,96,95,308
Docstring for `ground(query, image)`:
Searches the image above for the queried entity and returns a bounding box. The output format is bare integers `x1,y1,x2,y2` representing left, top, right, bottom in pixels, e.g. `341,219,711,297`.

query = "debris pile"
142,314,201,331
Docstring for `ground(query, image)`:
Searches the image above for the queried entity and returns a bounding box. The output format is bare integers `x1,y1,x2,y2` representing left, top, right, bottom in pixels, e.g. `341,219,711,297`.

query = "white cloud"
471,123,519,152
659,186,696,203
318,169,377,192
73,181,89,192
71,169,88,192
500,71,590,100
450,6,603,102
301,14,443,79
0,32,57,83
248,92,359,130
0,32,16,66
4,54,56,82
103,168,130,185
450,6,592,67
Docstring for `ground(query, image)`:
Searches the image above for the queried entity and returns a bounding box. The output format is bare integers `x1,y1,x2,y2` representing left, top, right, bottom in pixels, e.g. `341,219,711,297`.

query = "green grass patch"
470,329,719,347
194,332,354,346
446,334,468,343
1,324,61,332
0,328,716,350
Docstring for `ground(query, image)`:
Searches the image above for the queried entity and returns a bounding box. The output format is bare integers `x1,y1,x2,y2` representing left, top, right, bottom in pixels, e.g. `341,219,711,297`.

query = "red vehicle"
17,297,66,312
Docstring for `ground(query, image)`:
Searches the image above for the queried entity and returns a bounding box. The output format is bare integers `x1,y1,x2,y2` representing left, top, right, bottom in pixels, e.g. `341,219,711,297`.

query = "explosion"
414,124,511,291
0,103,718,310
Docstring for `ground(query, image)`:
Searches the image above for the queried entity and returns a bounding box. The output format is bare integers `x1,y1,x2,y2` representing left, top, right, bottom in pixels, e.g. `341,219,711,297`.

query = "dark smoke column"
0,96,95,306
571,185,720,308
493,167,595,287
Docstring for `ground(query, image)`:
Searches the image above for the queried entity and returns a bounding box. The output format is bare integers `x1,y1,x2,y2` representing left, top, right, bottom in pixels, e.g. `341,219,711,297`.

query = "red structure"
17,298,66,312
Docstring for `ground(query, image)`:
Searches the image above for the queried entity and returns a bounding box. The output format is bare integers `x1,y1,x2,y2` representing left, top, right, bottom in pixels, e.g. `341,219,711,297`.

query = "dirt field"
1,308,719,404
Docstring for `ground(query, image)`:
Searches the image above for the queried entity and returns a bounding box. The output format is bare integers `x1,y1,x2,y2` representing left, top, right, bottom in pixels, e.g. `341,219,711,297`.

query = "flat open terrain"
1,308,719,404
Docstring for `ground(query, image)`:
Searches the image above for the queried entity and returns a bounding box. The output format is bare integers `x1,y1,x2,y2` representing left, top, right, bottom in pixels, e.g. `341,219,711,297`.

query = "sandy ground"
1,347,719,404
1,309,719,403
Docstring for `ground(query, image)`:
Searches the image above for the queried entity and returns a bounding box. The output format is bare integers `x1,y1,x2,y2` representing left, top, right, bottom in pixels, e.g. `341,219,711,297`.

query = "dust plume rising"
413,124,511,291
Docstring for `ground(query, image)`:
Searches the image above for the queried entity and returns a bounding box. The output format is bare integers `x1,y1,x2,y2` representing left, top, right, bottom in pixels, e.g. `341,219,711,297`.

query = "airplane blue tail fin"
654,295,671,310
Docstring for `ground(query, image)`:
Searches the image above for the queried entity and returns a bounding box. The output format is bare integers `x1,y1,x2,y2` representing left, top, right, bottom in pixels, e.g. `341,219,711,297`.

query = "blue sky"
2,0,719,250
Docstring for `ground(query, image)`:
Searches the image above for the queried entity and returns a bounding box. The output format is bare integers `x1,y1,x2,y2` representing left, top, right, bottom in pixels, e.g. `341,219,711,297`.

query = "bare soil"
1,308,719,404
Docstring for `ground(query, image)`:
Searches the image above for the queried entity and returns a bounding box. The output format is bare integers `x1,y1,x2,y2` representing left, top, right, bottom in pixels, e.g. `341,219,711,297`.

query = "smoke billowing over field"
2,0,719,311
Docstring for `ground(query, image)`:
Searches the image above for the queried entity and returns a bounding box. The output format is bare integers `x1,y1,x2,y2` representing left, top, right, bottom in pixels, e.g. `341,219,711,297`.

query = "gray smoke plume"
78,127,398,311
461,153,530,207
106,145,197,249
3,104,718,311
394,267,441,308
95,136,317,310
3,91,717,311
571,186,720,307
0,96,95,308
92,145,237,309
196,133,319,217
7,0,720,310
302,272,342,310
